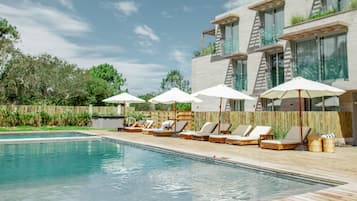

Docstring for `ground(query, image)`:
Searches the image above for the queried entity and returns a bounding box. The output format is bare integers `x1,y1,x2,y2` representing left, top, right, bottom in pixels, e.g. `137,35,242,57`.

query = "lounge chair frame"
260,126,311,150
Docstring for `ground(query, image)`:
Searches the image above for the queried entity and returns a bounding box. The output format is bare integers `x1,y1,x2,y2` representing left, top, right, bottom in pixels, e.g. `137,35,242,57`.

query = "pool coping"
101,135,345,187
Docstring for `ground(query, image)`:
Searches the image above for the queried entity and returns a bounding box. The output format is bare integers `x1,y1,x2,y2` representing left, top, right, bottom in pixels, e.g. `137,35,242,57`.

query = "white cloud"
114,1,138,16
0,3,90,36
183,5,192,12
0,2,166,95
170,50,186,65
134,25,160,42
58,0,75,11
223,0,256,10
161,11,172,18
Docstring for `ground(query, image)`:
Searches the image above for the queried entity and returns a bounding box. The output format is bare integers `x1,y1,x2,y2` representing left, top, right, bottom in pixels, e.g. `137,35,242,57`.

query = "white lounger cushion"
209,125,253,139
179,122,217,136
261,126,311,145
226,126,272,140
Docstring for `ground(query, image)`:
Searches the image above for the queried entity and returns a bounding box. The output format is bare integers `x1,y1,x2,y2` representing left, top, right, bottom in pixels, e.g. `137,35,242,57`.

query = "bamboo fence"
194,111,352,138
0,105,352,138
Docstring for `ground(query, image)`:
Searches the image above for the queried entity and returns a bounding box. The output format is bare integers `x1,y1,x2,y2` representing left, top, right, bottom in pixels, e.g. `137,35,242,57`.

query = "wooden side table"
258,134,274,147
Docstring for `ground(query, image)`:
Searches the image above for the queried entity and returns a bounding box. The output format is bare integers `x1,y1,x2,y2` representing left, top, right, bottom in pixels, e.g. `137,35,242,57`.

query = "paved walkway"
88,130,357,200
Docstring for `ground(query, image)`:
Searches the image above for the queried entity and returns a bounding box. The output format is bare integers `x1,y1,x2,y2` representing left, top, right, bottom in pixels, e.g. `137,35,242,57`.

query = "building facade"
191,0,357,144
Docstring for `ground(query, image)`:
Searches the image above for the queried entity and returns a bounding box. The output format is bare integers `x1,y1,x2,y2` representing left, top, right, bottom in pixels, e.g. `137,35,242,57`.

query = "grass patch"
0,126,95,132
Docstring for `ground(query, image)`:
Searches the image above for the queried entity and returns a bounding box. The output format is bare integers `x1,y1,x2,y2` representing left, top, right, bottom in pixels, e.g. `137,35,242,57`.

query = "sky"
0,0,255,95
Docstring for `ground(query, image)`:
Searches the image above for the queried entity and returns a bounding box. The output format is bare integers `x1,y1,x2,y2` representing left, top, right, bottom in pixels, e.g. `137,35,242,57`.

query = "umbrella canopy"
149,88,201,132
261,77,345,99
103,92,145,128
193,84,255,133
103,92,145,104
192,84,255,101
149,88,202,104
260,77,345,146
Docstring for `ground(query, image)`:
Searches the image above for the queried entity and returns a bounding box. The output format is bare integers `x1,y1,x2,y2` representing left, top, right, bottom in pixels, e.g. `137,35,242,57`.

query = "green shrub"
350,0,357,9
0,109,91,127
272,127,288,139
290,15,307,25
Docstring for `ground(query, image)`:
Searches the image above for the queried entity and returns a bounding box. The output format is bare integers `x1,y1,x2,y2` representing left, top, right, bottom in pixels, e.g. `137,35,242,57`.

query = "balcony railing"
260,25,283,46
222,38,239,56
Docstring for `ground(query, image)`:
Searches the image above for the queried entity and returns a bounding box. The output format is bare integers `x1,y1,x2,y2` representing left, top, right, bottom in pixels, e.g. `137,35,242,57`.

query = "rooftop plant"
290,15,307,25
193,42,216,58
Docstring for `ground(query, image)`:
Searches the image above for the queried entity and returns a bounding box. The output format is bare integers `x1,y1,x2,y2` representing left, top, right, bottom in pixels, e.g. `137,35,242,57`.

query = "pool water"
0,140,331,201
0,132,90,139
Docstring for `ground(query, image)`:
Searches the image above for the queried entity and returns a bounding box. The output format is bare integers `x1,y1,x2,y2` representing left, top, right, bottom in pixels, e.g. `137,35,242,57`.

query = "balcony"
221,38,247,59
280,21,348,40
222,38,239,56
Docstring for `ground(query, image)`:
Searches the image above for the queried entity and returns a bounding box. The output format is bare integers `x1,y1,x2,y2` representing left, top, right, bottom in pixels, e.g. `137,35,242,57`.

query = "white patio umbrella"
260,77,345,144
192,84,255,133
103,92,145,127
149,88,202,132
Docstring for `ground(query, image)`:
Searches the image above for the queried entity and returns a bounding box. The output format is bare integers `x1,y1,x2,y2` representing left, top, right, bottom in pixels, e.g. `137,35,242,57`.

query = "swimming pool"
0,137,332,201
0,132,90,139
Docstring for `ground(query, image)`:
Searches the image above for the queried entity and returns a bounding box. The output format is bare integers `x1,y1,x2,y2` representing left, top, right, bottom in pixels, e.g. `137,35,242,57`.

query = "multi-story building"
192,0,357,143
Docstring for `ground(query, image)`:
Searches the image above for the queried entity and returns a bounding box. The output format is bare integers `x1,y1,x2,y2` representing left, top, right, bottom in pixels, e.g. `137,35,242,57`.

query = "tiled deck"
87,130,357,201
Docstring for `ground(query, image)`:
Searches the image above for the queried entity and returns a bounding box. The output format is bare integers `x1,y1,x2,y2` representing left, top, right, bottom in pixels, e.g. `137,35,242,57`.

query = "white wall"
192,55,230,111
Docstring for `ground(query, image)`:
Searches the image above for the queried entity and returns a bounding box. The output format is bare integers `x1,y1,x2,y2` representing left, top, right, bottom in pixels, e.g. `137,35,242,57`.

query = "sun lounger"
209,125,253,143
153,121,188,137
142,120,174,135
179,122,217,140
260,126,311,150
124,120,154,132
225,126,272,145
192,123,232,141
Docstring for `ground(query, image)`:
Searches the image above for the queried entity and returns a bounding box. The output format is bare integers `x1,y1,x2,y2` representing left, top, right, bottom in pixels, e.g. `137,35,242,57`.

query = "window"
295,33,348,81
221,21,239,55
231,100,244,111
320,34,348,80
262,7,284,46
296,39,320,81
321,0,348,12
234,59,247,91
268,52,285,88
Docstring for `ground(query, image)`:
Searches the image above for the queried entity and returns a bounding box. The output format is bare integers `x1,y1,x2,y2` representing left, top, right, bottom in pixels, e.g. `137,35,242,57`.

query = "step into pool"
0,135,334,201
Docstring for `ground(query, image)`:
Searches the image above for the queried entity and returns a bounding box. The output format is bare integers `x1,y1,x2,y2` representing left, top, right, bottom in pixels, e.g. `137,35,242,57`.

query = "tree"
160,70,192,111
89,63,126,94
0,18,19,40
0,18,20,73
160,70,191,93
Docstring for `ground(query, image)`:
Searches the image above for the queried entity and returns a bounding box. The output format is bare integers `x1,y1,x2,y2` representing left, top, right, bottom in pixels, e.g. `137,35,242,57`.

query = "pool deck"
87,130,357,201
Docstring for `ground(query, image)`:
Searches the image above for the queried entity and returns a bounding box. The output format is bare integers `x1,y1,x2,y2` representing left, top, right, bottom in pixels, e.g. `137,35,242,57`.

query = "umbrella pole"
174,101,177,133
218,97,222,134
298,90,303,145
123,101,126,127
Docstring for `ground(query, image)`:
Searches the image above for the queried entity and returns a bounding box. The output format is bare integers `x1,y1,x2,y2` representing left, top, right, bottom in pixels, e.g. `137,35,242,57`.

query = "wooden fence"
0,105,352,138
194,111,352,138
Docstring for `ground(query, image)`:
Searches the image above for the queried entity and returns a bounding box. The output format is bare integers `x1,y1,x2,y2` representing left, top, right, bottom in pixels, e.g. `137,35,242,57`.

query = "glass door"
269,52,284,88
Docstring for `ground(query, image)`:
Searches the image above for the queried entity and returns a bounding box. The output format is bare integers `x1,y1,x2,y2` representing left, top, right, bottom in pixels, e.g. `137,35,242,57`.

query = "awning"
279,21,348,40
202,28,215,36
254,44,283,53
248,0,285,11
223,52,248,60
211,13,239,25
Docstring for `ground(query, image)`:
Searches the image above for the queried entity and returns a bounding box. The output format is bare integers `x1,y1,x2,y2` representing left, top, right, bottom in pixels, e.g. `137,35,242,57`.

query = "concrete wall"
192,55,230,111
